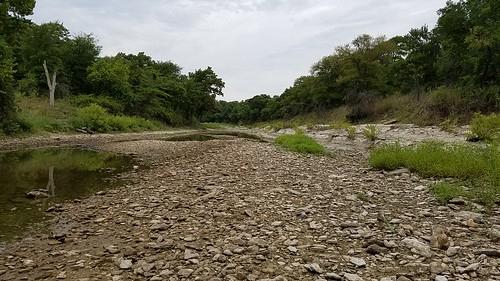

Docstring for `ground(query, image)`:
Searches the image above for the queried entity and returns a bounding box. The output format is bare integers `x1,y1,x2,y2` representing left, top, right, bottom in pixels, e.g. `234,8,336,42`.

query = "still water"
0,148,132,242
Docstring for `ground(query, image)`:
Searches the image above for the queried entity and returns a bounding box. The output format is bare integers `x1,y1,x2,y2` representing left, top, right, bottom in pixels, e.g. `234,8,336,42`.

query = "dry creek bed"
0,126,499,281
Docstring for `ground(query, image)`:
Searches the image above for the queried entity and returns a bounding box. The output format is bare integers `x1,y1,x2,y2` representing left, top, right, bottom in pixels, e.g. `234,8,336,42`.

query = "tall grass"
369,142,500,205
275,131,327,155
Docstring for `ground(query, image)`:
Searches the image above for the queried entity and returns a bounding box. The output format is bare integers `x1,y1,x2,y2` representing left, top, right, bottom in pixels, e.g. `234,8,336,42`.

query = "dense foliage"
0,0,225,134
206,0,499,124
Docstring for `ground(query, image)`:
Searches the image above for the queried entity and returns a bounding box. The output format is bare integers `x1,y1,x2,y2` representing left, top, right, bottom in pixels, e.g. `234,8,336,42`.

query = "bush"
469,113,500,142
72,104,159,133
0,116,33,135
275,132,327,155
71,95,125,114
363,124,378,141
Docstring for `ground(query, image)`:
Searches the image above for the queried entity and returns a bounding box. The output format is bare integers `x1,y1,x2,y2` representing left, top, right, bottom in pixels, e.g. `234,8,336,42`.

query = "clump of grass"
329,120,352,130
431,182,467,203
439,118,458,134
346,126,357,140
468,113,500,142
363,124,379,141
275,132,327,155
369,142,500,205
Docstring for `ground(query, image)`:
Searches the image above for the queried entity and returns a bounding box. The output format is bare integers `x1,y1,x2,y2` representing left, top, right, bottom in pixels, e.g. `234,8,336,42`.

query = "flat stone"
350,257,366,267
325,272,342,280
473,248,500,257
178,268,194,278
184,249,199,260
402,238,432,257
344,273,363,281
304,263,323,274
117,258,133,270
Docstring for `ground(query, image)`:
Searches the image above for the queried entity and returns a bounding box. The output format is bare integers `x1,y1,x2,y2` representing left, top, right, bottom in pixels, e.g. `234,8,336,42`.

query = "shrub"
363,124,378,141
72,104,159,133
275,132,327,155
72,104,111,132
346,126,356,140
0,116,33,135
71,95,125,114
469,113,500,142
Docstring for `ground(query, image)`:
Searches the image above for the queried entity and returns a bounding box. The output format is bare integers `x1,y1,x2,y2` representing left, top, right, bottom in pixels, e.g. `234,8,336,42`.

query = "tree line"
206,0,499,124
0,0,225,134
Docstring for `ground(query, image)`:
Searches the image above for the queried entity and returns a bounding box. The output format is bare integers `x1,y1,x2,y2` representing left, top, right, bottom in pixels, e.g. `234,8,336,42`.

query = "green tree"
0,0,35,131
19,22,69,94
390,26,439,97
0,38,15,122
87,56,131,98
63,34,101,93
0,0,36,43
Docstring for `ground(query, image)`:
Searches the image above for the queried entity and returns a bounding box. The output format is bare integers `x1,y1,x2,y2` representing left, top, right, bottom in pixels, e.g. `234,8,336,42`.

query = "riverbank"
0,128,499,280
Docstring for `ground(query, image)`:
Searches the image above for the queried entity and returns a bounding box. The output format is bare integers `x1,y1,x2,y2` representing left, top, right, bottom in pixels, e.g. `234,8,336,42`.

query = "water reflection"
0,148,132,241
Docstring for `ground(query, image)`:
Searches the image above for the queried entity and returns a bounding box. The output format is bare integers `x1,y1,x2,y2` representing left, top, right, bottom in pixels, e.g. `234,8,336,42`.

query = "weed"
346,126,357,140
363,124,378,141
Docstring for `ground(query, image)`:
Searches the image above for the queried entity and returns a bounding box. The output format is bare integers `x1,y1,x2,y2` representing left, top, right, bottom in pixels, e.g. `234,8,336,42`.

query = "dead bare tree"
43,60,57,107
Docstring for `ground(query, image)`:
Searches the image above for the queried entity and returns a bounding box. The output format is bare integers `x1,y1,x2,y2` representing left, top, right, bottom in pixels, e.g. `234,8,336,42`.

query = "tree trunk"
45,166,56,197
43,60,57,107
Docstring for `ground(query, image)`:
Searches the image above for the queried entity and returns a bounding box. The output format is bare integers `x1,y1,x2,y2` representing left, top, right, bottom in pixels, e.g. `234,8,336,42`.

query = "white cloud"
32,0,447,100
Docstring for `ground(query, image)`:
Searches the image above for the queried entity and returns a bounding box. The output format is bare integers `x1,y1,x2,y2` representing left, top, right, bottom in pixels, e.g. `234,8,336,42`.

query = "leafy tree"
390,26,439,97
179,67,225,122
63,34,101,93
87,56,131,98
19,22,69,94
0,0,36,43
0,0,35,131
0,38,15,122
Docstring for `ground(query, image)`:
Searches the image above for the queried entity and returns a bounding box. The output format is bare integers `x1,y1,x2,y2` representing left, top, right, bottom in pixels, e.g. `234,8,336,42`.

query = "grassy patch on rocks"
369,141,499,205
275,132,327,155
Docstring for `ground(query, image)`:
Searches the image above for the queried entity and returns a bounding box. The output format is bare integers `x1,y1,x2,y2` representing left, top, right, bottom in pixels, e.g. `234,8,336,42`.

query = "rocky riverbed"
0,129,499,281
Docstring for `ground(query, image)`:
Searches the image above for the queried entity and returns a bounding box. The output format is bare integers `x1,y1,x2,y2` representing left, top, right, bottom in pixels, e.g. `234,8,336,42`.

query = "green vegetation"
0,0,225,135
205,0,499,126
71,104,160,133
369,142,500,205
469,113,500,142
346,126,357,140
200,123,235,129
363,125,379,141
275,132,327,155
1,0,498,135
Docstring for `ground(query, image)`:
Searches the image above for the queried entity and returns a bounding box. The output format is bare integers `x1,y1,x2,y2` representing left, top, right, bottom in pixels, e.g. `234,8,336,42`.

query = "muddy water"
0,148,132,242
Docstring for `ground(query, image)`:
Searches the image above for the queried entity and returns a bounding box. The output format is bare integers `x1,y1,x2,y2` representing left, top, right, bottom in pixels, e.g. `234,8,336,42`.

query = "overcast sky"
32,0,447,101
